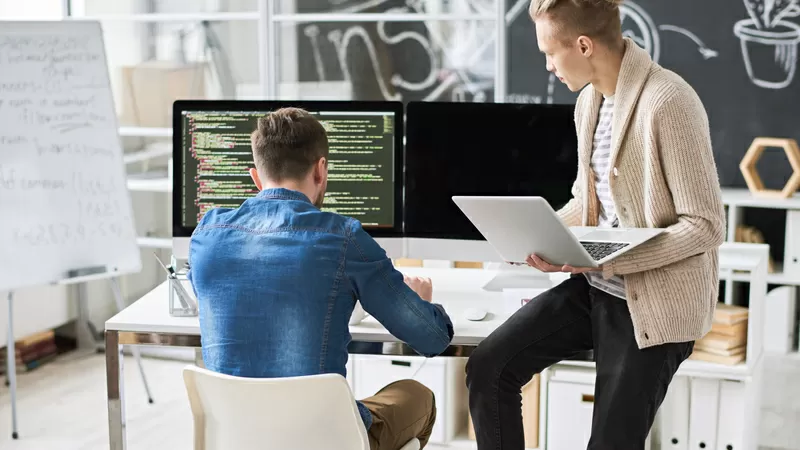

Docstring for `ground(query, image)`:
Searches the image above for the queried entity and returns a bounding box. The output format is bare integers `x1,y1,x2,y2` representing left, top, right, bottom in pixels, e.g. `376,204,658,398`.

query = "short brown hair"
529,0,623,48
250,107,329,182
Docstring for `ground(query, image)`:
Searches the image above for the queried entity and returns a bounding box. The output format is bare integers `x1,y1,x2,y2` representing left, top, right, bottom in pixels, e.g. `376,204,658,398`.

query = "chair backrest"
183,365,370,450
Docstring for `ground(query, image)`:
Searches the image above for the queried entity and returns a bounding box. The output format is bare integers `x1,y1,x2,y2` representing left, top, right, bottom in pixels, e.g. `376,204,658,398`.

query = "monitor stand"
481,263,552,292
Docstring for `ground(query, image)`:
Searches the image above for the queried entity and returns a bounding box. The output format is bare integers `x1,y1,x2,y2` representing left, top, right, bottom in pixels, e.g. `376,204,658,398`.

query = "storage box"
119,61,206,128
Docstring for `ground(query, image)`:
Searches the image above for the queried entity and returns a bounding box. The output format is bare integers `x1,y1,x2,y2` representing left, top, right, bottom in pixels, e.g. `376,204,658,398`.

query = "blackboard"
292,0,800,191
511,0,800,190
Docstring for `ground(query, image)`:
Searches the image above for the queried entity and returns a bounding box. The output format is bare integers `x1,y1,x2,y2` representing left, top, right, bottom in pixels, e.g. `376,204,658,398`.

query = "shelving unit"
539,242,770,450
720,187,800,353
126,174,171,193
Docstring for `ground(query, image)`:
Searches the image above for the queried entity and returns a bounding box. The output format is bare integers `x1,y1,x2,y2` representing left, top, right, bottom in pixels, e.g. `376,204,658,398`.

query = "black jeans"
465,275,694,450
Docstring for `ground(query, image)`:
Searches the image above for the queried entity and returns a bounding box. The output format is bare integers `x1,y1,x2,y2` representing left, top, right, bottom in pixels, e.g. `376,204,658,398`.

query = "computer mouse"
464,307,488,322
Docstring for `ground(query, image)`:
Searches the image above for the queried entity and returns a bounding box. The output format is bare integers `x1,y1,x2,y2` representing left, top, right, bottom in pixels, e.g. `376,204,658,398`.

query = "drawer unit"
353,355,467,444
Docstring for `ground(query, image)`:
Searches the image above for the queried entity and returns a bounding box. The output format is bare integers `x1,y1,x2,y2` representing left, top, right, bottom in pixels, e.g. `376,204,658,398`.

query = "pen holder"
168,265,198,317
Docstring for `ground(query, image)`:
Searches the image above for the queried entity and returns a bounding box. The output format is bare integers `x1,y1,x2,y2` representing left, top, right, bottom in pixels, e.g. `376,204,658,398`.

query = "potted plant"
734,0,800,88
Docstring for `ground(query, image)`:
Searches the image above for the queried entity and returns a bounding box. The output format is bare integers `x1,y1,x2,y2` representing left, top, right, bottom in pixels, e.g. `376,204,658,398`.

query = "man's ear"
577,36,593,57
249,167,263,190
314,158,327,184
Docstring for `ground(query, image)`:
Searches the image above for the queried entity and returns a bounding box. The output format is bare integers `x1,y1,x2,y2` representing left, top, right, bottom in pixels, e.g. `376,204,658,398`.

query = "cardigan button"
632,292,637,301
613,167,619,177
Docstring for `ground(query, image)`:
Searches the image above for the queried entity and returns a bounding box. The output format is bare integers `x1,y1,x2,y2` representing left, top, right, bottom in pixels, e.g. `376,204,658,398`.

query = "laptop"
451,196,664,268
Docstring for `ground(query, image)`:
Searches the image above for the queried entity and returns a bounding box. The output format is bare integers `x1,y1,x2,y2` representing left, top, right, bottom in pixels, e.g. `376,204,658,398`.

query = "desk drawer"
353,355,463,444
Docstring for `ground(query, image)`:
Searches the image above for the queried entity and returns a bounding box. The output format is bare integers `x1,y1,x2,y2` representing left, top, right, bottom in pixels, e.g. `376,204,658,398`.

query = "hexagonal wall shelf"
740,137,800,198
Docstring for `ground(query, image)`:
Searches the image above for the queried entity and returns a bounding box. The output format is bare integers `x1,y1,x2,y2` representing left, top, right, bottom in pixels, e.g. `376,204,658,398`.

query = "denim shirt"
187,188,454,429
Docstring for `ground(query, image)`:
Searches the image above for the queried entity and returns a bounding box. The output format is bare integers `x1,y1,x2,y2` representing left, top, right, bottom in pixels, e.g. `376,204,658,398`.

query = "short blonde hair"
529,0,624,48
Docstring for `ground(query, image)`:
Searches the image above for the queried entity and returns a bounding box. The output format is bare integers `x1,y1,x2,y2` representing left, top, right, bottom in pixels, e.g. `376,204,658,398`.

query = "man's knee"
386,379,435,413
465,337,502,389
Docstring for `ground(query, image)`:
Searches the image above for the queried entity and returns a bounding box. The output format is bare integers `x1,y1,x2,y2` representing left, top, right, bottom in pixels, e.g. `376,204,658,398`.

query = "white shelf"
721,262,800,285
555,357,752,381
721,187,800,209
67,12,259,22
272,13,496,22
118,126,172,138
127,175,171,193
123,146,172,165
136,237,172,249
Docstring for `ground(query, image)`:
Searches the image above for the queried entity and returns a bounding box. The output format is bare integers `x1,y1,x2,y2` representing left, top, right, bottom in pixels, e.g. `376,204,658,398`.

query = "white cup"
349,300,367,325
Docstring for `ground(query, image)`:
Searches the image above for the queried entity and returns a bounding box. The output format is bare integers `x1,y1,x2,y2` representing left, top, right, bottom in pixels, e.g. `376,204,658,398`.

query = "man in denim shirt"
188,107,454,450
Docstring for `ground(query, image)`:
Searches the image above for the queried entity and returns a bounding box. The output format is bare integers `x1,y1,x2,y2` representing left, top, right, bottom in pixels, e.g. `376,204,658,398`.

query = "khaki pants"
360,379,436,450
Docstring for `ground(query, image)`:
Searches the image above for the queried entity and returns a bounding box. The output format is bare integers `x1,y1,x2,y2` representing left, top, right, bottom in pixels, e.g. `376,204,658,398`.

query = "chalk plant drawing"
735,0,800,88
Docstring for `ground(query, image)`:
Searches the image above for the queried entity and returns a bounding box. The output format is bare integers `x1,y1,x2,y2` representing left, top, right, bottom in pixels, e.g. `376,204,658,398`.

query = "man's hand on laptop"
404,275,433,302
526,254,602,274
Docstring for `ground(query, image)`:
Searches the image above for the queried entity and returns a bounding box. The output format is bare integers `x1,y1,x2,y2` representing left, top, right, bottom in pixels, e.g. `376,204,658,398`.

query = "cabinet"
352,355,467,445
544,368,653,450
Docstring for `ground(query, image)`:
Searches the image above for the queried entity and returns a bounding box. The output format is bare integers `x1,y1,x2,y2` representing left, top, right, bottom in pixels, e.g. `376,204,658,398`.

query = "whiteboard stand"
110,278,153,404
0,19,152,438
6,291,19,439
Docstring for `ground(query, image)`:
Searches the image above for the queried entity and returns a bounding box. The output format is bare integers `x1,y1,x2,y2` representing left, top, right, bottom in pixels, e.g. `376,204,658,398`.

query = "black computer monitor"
172,100,404,238
404,101,578,243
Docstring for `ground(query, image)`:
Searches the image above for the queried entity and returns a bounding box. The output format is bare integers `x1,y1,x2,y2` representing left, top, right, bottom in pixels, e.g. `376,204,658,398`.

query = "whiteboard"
0,21,141,291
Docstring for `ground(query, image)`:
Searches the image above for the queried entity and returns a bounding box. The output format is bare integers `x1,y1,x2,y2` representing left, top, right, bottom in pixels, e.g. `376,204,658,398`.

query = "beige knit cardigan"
557,38,726,349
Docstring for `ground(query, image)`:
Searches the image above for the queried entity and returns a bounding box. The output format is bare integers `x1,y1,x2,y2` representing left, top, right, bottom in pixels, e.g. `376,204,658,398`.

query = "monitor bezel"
172,99,406,239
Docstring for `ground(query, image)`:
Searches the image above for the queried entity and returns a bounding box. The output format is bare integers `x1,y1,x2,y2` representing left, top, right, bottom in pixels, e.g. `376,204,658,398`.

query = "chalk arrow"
659,24,719,59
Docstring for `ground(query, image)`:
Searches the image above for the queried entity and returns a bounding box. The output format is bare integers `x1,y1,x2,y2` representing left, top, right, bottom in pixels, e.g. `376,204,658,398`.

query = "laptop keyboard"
580,242,629,261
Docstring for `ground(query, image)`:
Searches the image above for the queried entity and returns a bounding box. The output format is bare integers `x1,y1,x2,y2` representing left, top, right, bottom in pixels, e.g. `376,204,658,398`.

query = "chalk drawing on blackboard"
308,0,489,102
304,0,715,104
620,1,661,63
305,25,328,82
658,25,719,59
378,6,439,92
734,0,800,89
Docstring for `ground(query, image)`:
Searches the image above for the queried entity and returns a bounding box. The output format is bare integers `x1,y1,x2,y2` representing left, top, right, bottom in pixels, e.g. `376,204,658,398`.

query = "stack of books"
690,303,749,365
0,330,59,374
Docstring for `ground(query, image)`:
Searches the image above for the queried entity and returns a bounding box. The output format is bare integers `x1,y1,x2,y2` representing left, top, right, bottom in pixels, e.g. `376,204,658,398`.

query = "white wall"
0,286,73,348
0,0,63,18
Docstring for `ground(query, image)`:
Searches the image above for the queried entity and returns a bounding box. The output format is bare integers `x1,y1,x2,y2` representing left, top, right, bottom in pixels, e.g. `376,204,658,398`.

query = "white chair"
183,365,421,450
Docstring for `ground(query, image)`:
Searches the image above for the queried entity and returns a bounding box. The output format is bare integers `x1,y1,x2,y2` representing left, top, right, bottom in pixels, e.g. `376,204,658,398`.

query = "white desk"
103,245,769,450
103,267,518,450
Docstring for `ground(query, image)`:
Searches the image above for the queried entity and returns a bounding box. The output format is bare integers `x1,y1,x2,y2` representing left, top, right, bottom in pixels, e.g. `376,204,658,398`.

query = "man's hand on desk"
525,254,602,275
404,275,433,302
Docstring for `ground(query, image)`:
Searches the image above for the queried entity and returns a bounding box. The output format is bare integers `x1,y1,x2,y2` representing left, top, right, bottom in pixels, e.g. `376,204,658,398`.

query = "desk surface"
105,267,519,346
105,264,758,378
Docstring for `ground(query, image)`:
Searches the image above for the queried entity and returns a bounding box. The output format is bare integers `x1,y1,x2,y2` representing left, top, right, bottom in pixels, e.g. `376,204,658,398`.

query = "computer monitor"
171,100,405,259
404,101,578,263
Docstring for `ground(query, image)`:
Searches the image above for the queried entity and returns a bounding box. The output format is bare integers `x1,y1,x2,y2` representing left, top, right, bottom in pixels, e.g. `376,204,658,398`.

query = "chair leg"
398,438,420,450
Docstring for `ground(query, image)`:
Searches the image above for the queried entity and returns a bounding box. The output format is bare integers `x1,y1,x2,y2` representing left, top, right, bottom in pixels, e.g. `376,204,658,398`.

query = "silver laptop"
452,196,665,268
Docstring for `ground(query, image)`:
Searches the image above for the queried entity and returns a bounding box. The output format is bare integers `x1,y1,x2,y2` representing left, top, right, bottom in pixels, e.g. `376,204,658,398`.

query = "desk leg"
106,331,126,450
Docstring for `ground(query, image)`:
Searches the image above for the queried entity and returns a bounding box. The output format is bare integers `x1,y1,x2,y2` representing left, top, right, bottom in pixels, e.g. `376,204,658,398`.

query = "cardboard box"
119,61,206,128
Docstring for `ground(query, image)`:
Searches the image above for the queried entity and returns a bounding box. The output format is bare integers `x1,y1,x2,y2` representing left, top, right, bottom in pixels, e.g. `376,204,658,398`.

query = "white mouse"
464,307,488,322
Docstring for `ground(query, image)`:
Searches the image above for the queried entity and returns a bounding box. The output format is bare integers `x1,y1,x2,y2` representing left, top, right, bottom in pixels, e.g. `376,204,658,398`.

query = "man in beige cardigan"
465,0,726,448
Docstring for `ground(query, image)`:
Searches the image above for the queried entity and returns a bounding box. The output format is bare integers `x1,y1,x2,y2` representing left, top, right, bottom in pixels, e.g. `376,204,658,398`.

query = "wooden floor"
1,350,800,450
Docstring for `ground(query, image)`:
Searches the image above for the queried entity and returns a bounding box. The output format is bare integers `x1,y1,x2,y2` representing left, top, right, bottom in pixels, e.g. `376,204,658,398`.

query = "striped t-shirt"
584,96,627,300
